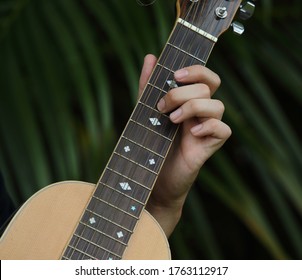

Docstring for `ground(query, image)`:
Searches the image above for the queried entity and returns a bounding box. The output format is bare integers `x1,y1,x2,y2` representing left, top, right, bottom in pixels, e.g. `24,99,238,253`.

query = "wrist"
146,196,185,238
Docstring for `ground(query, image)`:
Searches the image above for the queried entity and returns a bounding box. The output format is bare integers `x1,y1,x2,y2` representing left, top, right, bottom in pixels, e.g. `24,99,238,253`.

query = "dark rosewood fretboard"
62,1,222,260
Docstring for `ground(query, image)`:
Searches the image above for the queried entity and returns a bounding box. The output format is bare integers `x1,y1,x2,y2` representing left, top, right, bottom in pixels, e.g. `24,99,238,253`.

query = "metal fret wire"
65,1,205,262
65,0,217,260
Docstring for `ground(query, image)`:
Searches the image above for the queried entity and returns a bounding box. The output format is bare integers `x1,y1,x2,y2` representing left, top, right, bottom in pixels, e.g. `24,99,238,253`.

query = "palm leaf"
1,0,302,259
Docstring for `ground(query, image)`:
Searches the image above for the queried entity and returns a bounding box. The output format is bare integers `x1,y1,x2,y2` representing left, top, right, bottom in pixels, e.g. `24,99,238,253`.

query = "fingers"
157,64,221,114
157,83,211,113
190,118,232,140
138,54,157,97
169,99,225,124
139,57,228,141
174,65,221,94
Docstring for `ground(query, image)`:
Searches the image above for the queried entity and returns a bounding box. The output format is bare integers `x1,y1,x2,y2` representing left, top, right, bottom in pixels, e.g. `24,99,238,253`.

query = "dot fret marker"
89,217,96,225
124,146,131,153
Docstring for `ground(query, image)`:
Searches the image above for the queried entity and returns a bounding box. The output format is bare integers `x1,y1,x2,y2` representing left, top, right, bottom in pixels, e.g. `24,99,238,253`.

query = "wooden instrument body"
0,181,170,260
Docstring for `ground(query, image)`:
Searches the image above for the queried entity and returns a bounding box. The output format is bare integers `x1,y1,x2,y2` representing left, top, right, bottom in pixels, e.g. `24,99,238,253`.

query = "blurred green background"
0,0,302,259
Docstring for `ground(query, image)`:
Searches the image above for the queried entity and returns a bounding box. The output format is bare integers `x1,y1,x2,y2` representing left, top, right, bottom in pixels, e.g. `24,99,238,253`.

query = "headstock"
176,0,255,40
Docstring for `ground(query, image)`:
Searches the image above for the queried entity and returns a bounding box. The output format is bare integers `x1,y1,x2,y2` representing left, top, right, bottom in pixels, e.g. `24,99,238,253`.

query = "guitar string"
66,0,216,260
177,0,215,66
100,0,208,259
88,0,205,260
67,4,198,260
114,1,220,260
75,2,198,260
85,3,197,259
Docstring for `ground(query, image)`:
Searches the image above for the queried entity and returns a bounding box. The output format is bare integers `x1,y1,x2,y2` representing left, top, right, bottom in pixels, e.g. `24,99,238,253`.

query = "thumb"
138,54,157,97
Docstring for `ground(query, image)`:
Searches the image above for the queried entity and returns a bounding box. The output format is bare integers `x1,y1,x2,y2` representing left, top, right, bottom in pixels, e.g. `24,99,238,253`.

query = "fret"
168,23,215,64
68,234,122,260
77,219,131,247
100,169,151,202
129,119,172,142
74,233,124,258
77,218,131,249
146,83,168,95
85,213,138,235
149,66,174,91
114,152,158,175
95,186,143,218
82,207,137,233
116,137,164,173
77,209,133,258
64,244,97,260
62,1,225,260
101,185,144,209
108,154,157,187
166,42,205,65
66,235,112,260
92,195,134,219
123,121,172,156
122,136,165,159
156,62,175,73
142,84,167,109
131,103,176,140
66,245,119,260
158,43,204,71
87,197,137,231
76,224,127,248
95,184,144,216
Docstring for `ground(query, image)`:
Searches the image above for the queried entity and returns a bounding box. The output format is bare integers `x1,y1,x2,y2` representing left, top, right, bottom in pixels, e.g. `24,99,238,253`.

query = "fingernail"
157,98,166,112
170,108,182,121
174,69,188,80
191,124,203,135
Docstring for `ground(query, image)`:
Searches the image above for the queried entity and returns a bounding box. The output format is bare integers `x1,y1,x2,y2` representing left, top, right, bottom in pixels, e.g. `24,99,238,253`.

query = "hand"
138,54,232,237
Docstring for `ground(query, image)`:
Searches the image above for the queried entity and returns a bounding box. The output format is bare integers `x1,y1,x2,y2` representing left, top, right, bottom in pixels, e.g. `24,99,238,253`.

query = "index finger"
174,65,221,95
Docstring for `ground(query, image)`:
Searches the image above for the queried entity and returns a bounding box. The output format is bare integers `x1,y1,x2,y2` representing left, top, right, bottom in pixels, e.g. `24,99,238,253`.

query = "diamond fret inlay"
119,182,131,191
167,79,178,88
63,9,217,260
149,118,161,126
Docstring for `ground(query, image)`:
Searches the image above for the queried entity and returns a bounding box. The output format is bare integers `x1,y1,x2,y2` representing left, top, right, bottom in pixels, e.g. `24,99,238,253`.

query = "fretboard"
62,17,216,260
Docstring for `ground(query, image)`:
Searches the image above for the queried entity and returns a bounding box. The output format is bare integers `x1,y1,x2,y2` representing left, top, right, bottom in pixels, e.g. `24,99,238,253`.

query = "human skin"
138,54,232,237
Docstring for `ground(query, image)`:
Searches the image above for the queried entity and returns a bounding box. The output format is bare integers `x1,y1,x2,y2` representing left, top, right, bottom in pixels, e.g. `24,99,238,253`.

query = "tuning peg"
232,21,245,35
239,1,256,20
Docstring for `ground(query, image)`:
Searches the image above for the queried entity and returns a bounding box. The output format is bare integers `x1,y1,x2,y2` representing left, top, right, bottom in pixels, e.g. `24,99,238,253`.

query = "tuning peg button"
232,21,245,35
239,1,256,20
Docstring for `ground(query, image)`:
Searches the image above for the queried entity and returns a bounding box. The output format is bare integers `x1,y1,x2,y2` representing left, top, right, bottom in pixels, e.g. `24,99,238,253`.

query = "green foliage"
0,0,301,259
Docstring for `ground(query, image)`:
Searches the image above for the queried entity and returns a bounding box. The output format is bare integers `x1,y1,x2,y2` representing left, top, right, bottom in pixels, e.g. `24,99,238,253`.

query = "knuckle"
195,64,206,74
215,100,225,114
166,89,178,104
209,119,220,130
188,99,200,112
189,64,206,78
209,119,232,139
214,73,221,88
226,126,232,138
196,83,211,98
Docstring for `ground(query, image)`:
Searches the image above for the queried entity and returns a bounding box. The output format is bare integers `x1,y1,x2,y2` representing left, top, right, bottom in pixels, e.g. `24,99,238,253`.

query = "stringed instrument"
0,0,254,260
